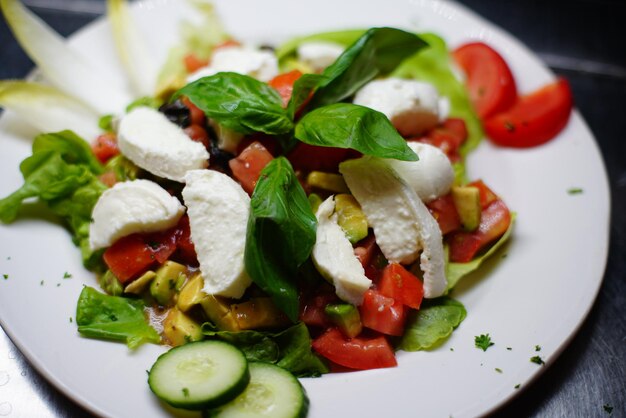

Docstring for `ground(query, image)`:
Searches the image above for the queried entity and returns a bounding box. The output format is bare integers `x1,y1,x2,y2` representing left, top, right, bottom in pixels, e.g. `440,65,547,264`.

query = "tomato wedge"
379,263,424,310
312,328,397,370
453,42,517,119
484,78,573,148
229,141,274,195
268,70,303,107
359,289,407,336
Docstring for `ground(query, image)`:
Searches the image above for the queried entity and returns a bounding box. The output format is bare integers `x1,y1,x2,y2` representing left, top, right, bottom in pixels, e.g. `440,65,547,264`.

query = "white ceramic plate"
0,1,610,417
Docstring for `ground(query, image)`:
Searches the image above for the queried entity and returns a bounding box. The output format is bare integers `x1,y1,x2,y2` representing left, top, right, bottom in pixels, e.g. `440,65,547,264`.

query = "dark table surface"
0,1,624,417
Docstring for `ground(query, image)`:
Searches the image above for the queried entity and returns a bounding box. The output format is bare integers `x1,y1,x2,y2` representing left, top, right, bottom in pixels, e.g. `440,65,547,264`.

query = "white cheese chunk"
388,142,455,203
117,107,209,182
182,169,251,298
187,46,279,83
89,179,185,250
312,196,372,305
353,78,441,136
340,157,447,298
297,41,344,72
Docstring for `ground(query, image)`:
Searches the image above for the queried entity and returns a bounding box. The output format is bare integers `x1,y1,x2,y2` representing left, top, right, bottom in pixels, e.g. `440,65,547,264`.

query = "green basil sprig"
295,103,418,161
173,72,293,135
245,157,317,321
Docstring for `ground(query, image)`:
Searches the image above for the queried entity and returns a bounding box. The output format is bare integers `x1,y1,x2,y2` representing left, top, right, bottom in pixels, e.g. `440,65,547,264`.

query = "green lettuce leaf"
295,103,418,161
446,213,516,290
398,297,467,351
174,72,294,135
202,322,328,377
76,286,160,349
276,29,366,63
245,157,317,322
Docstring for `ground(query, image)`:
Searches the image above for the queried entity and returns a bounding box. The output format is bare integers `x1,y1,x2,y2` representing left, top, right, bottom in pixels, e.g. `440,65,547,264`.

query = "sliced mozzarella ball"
312,196,372,305
187,46,279,83
297,41,344,72
117,107,209,182
388,142,455,203
89,179,185,250
182,169,251,298
340,157,447,298
353,78,441,136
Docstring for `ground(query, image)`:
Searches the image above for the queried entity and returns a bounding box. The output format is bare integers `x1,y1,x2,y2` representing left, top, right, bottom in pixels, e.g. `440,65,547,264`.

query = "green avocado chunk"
451,186,481,231
150,261,187,306
335,194,369,244
324,303,362,338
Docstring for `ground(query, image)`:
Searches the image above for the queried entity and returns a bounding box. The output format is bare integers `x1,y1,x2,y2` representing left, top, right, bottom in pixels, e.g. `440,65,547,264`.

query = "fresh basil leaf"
286,73,325,120
446,213,516,290
245,157,317,322
76,286,160,349
398,297,467,351
174,72,293,135
295,103,418,161
307,27,428,109
202,322,328,377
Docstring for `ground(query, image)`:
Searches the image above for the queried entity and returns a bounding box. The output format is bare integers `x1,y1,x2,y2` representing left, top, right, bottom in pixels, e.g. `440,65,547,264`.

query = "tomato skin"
411,118,468,163
183,53,209,73
467,179,498,209
484,78,573,148
268,70,303,107
453,42,517,119
359,289,407,336
287,143,350,173
98,171,117,188
172,215,198,266
299,292,339,328
181,97,206,126
229,141,274,195
312,328,397,370
449,199,511,262
379,263,424,310
427,194,462,235
183,124,210,149
91,133,119,164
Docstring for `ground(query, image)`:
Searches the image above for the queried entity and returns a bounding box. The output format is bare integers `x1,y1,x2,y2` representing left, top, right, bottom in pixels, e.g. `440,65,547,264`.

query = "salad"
0,0,573,416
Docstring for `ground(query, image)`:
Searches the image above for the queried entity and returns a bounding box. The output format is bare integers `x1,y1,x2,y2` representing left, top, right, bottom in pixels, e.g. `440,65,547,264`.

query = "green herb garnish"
475,334,494,351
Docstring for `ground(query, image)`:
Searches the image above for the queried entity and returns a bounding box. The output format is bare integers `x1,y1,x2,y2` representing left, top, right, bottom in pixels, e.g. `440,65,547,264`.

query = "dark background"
0,0,624,417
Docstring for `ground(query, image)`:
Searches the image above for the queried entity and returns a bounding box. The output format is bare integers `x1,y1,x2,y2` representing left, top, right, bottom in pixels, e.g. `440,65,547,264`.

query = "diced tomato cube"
268,70,303,107
181,97,206,126
103,234,158,284
183,124,210,149
287,143,350,173
312,328,397,370
359,289,407,336
183,53,209,74
173,215,198,266
427,194,462,235
91,133,119,164
299,291,339,328
229,141,274,195
467,179,498,209
379,263,424,310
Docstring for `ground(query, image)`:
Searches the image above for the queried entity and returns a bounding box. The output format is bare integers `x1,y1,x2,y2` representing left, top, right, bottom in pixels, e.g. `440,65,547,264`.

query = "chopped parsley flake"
495,368,503,373
530,355,544,365
450,348,454,352
603,404,613,414
514,384,521,389
40,280,44,286
475,334,495,351
2,274,7,280
507,347,512,351
182,388,190,397
56,283,61,287
568,188,583,195
6,257,11,260
69,317,73,323
535,345,541,352
63,272,72,279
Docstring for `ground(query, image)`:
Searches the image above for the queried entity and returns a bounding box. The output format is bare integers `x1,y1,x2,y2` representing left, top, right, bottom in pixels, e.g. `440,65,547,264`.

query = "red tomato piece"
183,53,209,74
268,70,303,107
379,263,424,310
173,215,198,266
91,133,119,164
441,118,468,143
453,42,517,119
103,235,158,284
183,124,210,149
299,291,339,328
353,234,377,267
467,179,498,209
312,328,397,370
287,143,350,173
213,39,241,51
236,133,281,156
484,78,573,148
359,289,407,336
427,194,462,235
181,97,206,126
449,199,511,262
229,141,274,195
98,171,117,188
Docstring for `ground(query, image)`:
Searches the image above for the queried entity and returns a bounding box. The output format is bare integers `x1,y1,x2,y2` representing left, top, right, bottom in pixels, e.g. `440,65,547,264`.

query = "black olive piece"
158,100,191,128
259,44,276,52
206,124,235,171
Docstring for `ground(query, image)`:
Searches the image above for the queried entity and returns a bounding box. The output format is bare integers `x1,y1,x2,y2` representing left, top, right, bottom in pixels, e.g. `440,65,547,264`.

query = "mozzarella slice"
297,41,344,72
182,169,251,298
89,179,185,250
117,107,209,182
312,196,372,305
187,46,279,83
388,142,455,203
353,78,441,136
340,157,447,298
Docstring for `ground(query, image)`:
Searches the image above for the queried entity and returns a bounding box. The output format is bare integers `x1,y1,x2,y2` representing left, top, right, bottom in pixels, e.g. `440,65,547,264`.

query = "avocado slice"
124,270,156,295
230,297,291,330
308,193,323,213
451,186,481,231
199,295,240,331
324,304,362,338
98,270,124,296
177,273,206,312
335,194,369,244
307,171,350,194
150,261,187,307
162,307,203,347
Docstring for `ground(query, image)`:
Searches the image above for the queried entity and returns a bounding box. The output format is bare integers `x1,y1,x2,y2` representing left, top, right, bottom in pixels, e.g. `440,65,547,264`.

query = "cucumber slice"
148,340,249,410
205,362,309,418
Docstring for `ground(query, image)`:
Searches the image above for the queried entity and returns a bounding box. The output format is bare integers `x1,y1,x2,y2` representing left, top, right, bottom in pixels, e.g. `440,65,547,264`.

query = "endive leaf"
0,80,100,139
0,0,131,114
107,0,157,96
